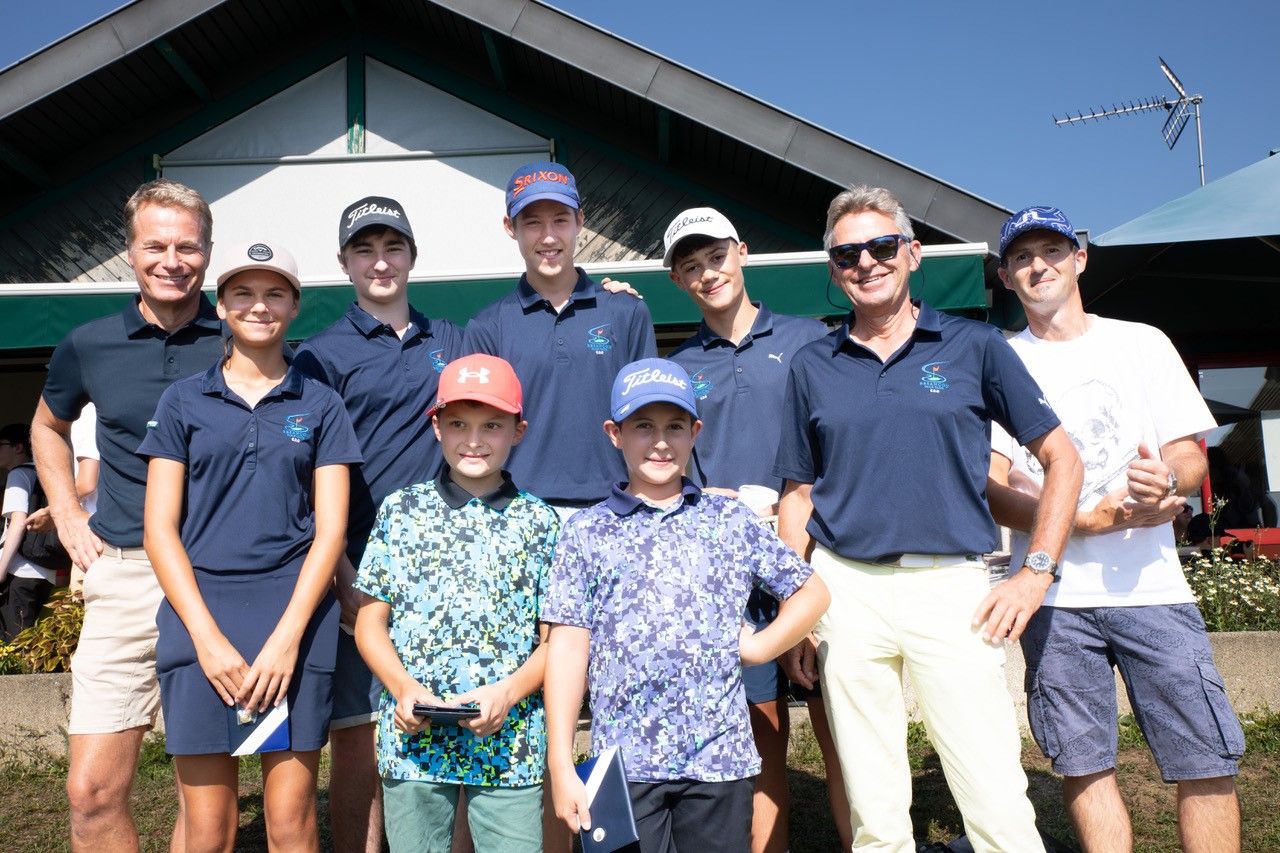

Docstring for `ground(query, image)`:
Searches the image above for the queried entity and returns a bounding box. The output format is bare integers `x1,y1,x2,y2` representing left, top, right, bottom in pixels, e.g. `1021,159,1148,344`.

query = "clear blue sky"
5,0,1278,235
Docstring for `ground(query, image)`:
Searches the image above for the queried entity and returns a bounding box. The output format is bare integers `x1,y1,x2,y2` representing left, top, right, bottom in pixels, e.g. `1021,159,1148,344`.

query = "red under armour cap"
426,354,523,418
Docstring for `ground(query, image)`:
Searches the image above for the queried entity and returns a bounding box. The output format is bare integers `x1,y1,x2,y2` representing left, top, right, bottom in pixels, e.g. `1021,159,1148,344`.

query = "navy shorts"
626,777,753,853
1021,603,1244,782
743,588,785,705
330,628,382,729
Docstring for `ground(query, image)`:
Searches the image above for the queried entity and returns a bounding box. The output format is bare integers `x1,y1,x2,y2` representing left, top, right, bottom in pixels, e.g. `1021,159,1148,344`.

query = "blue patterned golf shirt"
541,480,812,783
356,471,559,786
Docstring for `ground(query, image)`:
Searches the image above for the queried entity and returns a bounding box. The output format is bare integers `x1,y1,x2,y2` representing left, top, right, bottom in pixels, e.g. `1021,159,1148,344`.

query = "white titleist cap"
661,207,739,268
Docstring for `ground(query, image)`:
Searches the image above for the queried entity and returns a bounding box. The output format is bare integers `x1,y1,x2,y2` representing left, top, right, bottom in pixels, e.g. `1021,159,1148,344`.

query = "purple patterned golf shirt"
542,479,812,782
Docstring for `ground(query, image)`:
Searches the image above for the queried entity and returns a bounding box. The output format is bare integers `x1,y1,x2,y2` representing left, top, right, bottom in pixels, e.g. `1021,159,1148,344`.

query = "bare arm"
354,596,443,735
740,574,829,665
238,463,350,712
30,399,101,568
544,623,592,835
454,623,550,738
75,457,99,502
144,456,247,706
974,425,1082,643
776,480,821,687
0,509,28,582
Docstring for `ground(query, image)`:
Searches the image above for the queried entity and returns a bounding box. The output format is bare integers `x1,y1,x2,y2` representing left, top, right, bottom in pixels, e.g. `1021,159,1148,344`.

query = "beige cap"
216,241,301,291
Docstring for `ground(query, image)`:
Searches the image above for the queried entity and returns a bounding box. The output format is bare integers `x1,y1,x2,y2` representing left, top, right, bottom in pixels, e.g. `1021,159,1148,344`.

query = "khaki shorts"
68,548,164,735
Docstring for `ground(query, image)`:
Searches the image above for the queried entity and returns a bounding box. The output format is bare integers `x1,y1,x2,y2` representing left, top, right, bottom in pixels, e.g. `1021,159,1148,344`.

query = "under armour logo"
457,368,491,384
768,352,784,363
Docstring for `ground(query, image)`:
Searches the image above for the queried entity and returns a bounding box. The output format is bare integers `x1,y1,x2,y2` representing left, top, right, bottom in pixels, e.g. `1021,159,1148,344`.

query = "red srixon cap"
426,354,523,418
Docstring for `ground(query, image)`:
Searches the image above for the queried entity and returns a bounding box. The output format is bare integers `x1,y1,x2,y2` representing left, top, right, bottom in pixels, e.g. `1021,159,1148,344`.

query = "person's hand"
393,681,444,735
24,506,54,533
780,633,819,689
1077,488,1185,535
551,765,593,836
193,631,250,706
600,276,643,299
972,567,1052,644
50,504,103,571
704,486,738,498
236,631,299,713
1127,443,1172,505
453,680,516,738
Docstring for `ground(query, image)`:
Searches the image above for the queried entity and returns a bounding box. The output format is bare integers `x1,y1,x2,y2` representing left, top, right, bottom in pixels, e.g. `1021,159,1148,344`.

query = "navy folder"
575,745,639,853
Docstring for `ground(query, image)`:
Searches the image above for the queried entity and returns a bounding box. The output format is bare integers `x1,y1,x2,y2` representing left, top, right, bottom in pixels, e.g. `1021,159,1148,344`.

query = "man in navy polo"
463,162,656,517
662,207,847,853
293,195,464,853
773,185,1083,852
31,179,225,850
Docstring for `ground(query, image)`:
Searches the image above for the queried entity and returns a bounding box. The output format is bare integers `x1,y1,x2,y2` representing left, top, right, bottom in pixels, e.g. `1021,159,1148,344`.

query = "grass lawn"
2,713,1278,852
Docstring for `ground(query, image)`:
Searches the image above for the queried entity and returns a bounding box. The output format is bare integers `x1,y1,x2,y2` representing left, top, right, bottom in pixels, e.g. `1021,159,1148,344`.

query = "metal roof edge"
0,0,227,122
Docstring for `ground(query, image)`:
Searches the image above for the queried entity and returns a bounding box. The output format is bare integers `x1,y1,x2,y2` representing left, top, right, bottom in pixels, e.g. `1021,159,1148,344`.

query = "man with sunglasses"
774,185,1083,851
988,206,1241,852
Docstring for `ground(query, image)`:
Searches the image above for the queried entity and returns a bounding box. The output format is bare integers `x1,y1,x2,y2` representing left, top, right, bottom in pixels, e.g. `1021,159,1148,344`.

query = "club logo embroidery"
691,370,713,400
282,413,312,442
587,324,614,355
429,349,447,373
920,361,949,393
247,243,273,262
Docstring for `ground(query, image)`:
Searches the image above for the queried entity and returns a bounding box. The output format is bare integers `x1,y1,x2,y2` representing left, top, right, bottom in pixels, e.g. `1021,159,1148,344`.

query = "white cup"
737,484,780,516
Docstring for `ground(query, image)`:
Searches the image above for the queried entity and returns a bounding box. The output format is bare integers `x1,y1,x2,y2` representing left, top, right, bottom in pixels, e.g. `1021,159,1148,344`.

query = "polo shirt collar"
696,302,774,348
343,302,432,340
198,361,305,401
831,299,941,354
604,478,702,516
434,469,520,512
124,294,221,338
516,268,596,310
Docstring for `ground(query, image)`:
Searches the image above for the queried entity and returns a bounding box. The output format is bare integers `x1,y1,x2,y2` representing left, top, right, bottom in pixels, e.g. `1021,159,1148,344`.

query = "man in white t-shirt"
0,423,58,641
988,206,1243,853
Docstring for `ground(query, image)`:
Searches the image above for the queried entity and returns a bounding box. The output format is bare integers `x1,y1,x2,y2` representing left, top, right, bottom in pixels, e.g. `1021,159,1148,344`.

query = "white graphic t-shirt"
992,317,1216,607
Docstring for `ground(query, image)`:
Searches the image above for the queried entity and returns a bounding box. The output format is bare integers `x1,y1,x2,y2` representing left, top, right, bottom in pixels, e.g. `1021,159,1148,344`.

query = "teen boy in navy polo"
354,354,559,853
293,195,464,851
773,185,1082,852
31,179,225,849
140,240,362,851
463,162,656,515
543,358,829,853
662,207,843,853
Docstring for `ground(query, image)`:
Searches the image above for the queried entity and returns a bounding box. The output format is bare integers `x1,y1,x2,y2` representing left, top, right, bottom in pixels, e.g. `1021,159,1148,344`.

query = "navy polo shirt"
41,296,226,547
773,301,1059,562
463,268,657,503
669,304,828,492
293,303,464,562
137,363,362,571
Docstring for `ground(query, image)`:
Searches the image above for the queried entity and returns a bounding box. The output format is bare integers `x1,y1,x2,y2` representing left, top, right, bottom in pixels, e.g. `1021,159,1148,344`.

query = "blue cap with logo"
505,161,580,219
999,206,1079,262
610,358,698,422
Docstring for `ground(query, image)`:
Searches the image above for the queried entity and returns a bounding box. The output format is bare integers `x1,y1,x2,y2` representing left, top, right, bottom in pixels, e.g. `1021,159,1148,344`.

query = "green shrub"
2,589,83,673
1183,553,1280,632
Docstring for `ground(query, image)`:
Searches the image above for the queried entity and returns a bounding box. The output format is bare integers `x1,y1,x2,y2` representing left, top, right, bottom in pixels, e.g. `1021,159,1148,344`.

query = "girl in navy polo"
139,241,362,850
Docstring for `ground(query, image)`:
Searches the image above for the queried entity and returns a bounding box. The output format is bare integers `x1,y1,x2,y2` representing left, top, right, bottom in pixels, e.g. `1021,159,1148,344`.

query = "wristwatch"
1024,550,1057,578
1166,470,1179,497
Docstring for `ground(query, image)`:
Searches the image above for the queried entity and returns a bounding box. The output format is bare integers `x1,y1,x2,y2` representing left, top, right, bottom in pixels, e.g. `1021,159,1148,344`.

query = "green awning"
0,249,986,350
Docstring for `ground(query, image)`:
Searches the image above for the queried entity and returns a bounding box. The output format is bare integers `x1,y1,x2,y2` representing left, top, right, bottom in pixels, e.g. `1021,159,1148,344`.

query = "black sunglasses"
827,234,909,268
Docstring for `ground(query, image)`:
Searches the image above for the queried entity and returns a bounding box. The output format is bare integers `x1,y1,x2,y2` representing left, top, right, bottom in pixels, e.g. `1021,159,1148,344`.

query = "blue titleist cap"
999,206,1079,262
610,358,698,422
505,161,580,219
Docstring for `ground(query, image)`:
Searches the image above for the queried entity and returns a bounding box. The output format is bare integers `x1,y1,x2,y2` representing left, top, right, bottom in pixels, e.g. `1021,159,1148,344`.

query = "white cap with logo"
215,241,301,292
661,207,740,268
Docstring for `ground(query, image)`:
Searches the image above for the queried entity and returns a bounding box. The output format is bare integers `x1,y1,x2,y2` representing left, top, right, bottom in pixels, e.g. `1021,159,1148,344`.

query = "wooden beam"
155,38,212,102
0,140,52,188
481,30,508,91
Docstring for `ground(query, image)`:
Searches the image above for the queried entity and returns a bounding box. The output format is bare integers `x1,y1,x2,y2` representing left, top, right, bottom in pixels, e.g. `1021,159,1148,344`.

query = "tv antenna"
1053,57,1206,186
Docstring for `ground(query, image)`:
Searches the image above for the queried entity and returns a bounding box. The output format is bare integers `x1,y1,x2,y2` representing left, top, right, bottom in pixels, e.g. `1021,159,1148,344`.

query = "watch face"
1026,551,1055,574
